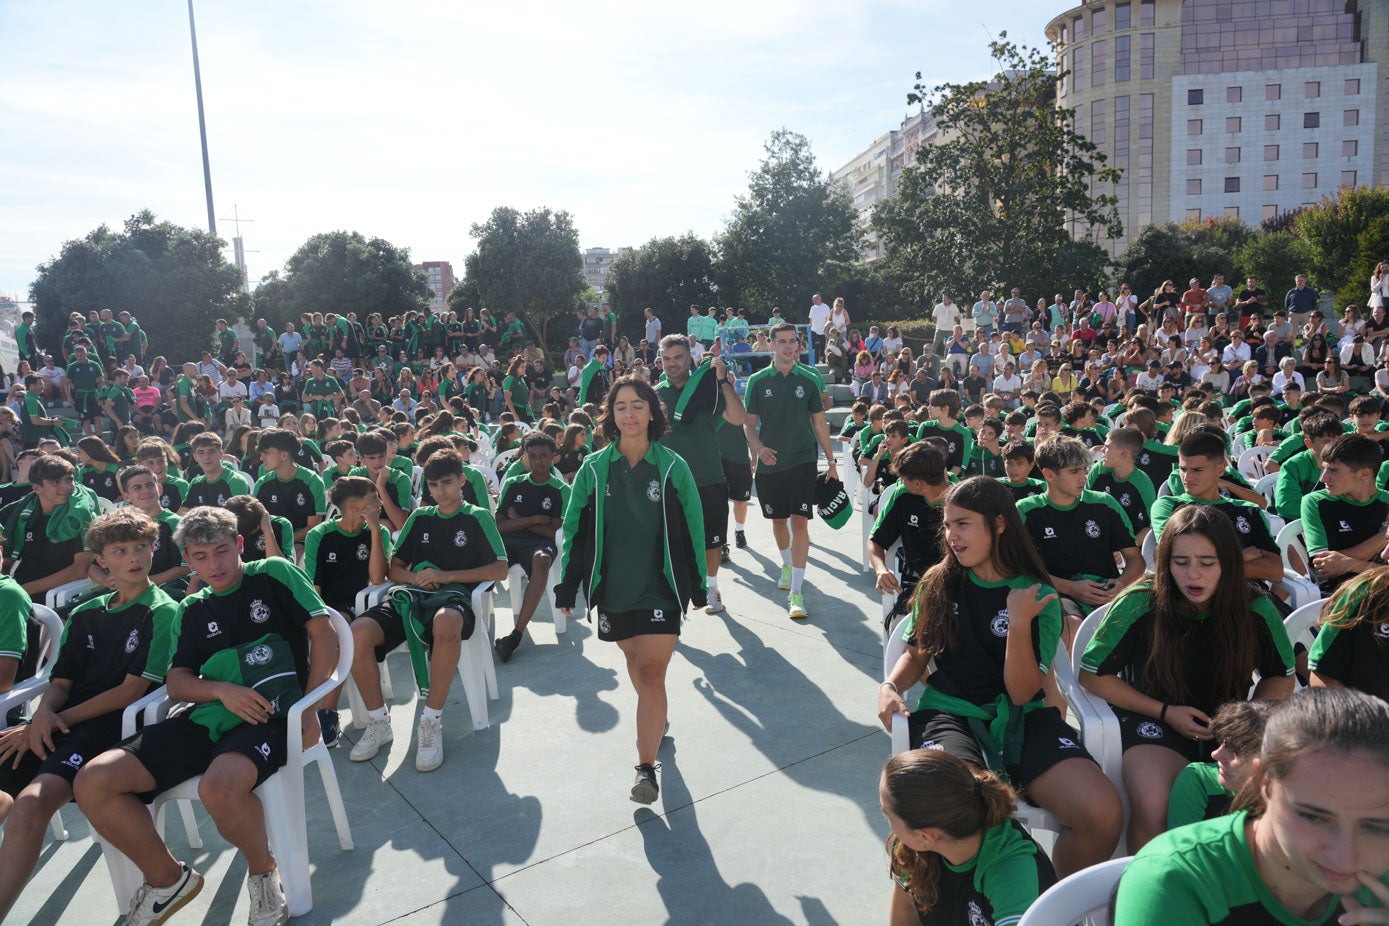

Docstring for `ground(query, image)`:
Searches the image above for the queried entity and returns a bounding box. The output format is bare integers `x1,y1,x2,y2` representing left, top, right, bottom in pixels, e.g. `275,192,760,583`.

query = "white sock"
791,567,806,593
367,706,388,722
735,522,745,532
707,574,718,591
780,548,792,566
421,706,443,722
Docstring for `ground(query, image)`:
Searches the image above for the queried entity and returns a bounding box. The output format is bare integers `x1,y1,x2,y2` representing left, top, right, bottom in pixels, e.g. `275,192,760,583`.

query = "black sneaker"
318,709,340,749
630,763,660,805
494,633,521,663
735,530,747,549
720,544,731,563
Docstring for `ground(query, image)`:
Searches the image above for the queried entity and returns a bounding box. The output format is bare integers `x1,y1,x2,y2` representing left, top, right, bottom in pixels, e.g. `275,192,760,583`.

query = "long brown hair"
906,477,1052,658
1317,565,1389,635
1123,504,1258,705
882,750,1017,911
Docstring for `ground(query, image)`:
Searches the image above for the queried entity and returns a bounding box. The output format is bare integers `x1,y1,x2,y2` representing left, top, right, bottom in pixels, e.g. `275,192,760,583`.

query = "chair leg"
313,750,354,851
48,808,68,841
478,602,498,700
178,800,203,850
458,635,492,730
259,779,313,916
380,655,394,701
97,833,146,915
343,675,368,730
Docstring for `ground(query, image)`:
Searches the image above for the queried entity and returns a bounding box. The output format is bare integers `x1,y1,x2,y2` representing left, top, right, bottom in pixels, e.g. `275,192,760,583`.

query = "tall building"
414,260,456,314
1046,0,1389,254
582,247,630,294
832,111,941,261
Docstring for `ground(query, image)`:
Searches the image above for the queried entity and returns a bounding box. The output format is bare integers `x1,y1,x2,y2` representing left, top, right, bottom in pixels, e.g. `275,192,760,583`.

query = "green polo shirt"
655,366,725,486
68,359,102,392
603,454,676,612
744,363,824,474
174,375,197,421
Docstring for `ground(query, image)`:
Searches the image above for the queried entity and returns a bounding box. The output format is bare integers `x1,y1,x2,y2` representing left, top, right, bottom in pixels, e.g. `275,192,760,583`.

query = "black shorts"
502,533,557,577
0,714,123,795
698,483,729,549
1115,708,1211,763
754,461,817,521
356,599,475,663
908,706,1095,791
119,714,289,801
722,457,753,502
73,391,101,422
597,607,680,643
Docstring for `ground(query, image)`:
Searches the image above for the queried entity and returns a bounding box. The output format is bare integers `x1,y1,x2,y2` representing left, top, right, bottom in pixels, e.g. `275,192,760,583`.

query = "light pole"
187,0,216,236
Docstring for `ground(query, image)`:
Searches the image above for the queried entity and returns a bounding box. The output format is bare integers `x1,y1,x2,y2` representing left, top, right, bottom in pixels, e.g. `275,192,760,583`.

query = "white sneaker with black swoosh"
123,863,204,925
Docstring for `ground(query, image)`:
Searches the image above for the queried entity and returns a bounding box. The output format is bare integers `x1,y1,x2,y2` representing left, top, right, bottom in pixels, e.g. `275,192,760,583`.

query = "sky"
0,0,1058,299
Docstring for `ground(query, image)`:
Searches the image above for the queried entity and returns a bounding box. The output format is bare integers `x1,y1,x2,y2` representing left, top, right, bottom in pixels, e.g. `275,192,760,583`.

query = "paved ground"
13,508,896,925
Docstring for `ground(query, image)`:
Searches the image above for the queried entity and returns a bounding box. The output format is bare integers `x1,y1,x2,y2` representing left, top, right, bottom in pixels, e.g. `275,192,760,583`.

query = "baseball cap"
815,474,853,530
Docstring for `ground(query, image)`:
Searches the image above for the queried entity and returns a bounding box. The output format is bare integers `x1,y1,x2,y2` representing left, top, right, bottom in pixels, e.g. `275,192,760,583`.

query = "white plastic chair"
44,579,100,612
1140,530,1156,572
1275,519,1311,578
859,484,878,572
1253,472,1278,509
100,609,356,917
877,540,902,632
492,447,519,478
0,605,69,841
1284,598,1327,692
1273,569,1320,612
1017,856,1131,926
343,581,498,731
1070,606,1130,851
479,467,501,514
1237,445,1276,481
838,440,858,500
506,531,566,635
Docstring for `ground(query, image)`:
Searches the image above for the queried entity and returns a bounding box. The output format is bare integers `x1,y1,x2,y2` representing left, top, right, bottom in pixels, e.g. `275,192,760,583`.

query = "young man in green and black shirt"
181,432,253,511
300,360,344,420
65,345,103,438
1,455,96,604
1000,440,1045,501
99,368,136,430
915,388,973,475
1301,433,1389,595
253,427,326,542
118,465,190,595
1087,426,1157,544
348,431,413,531
347,450,508,772
134,438,188,511
493,433,570,662
173,362,200,423
214,318,239,366
1272,410,1343,522
16,377,60,448
963,416,1006,478
0,509,176,920
868,442,949,629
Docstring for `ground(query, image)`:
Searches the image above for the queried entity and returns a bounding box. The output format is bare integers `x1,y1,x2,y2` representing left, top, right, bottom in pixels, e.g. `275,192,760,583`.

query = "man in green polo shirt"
214,318,239,365
100,369,136,430
500,312,526,355
118,311,146,366
66,345,104,437
14,311,37,368
173,362,199,423
301,360,344,419
17,377,61,447
579,346,612,407
655,335,746,614
743,323,837,620
96,309,126,364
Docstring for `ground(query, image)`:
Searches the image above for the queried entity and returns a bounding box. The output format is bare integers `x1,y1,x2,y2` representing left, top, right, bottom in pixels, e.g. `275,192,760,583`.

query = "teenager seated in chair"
345,450,507,772
117,465,190,599
74,506,338,926
179,431,252,511
1300,434,1389,595
252,427,326,544
868,442,949,632
347,430,412,531
1308,565,1389,701
1166,699,1272,830
0,455,96,604
0,509,177,920
493,432,568,663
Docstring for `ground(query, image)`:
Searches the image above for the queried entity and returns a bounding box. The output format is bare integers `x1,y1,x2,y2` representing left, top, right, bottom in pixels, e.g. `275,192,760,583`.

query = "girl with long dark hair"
1080,504,1294,851
878,476,1122,876
75,435,122,502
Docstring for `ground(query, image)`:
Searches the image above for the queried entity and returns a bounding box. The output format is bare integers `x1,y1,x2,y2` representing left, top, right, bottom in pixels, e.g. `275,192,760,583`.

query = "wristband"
1159,703,1170,724
881,681,899,694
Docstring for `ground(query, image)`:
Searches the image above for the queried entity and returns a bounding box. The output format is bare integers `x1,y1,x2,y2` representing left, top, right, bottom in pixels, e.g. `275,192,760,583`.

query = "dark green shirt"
601,455,675,612
655,366,725,486
744,363,824,473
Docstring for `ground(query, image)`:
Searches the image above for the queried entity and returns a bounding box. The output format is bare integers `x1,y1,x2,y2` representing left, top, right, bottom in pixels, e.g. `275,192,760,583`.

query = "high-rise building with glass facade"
1046,0,1388,253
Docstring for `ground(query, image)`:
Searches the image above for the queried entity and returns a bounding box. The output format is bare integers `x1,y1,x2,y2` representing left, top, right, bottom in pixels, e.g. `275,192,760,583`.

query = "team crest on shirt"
967,899,989,926
249,599,270,624
990,609,1010,637
245,644,273,666
1139,452,1151,465
124,629,139,654
454,530,468,547
152,535,161,552
1084,520,1101,539
1235,515,1251,535
542,497,553,511
356,544,369,561
1377,623,1389,639
1137,721,1164,739
296,493,306,506
1119,492,1132,507
794,384,805,398
255,535,267,551
647,481,662,502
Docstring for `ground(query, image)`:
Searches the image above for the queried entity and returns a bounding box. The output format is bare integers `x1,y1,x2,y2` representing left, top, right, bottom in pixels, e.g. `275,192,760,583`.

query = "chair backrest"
1275,519,1311,578
1156,480,1172,498
1253,472,1278,508
880,540,902,630
1140,530,1156,571
1284,598,1327,654
28,604,64,681
1237,445,1275,481
1017,856,1131,926
1071,604,1110,677
883,618,908,682
493,447,519,474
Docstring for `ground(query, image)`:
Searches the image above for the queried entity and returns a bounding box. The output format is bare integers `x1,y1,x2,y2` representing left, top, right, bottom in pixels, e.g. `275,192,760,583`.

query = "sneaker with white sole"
349,718,393,762
777,564,793,590
123,863,203,926
735,529,747,548
630,762,660,804
788,592,807,620
415,714,444,772
246,867,289,926
705,589,725,613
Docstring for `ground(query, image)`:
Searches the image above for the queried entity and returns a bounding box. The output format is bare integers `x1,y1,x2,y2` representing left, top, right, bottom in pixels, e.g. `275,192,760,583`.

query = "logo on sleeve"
250,599,270,624
990,609,1010,637
1085,519,1101,539
245,644,273,666
124,629,140,654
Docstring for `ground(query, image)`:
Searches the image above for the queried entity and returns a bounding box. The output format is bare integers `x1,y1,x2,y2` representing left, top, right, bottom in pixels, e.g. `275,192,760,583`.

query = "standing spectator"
643,307,661,346
1115,283,1139,330
1001,287,1029,333
829,297,850,334
577,307,603,359
1370,260,1389,310
1206,273,1233,319
930,294,958,352
971,290,998,337
1181,278,1209,317
1283,273,1318,332
807,294,831,355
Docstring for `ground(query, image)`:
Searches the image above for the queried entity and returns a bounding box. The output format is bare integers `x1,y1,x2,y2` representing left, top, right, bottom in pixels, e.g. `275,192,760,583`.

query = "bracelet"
881,681,899,693
1159,703,1170,723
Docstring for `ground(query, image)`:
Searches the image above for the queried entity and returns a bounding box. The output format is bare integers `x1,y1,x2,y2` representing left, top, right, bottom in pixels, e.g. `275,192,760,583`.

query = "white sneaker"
705,589,725,613
349,718,393,762
415,714,444,772
246,868,289,926
123,863,203,925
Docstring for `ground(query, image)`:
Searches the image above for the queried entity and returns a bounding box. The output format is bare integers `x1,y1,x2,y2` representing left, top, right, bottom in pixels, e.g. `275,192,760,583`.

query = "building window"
1342,171,1357,187
1116,2,1131,29
1305,81,1320,99
1226,117,1241,133
1344,109,1360,127
1263,205,1279,220
1227,86,1242,104
1073,14,1085,40
1140,0,1154,25
1188,89,1204,105
1226,147,1241,163
1304,112,1320,129
1266,83,1281,101
1187,179,1203,195
1188,119,1203,136
1224,177,1241,193
1225,206,1240,219
1092,40,1107,88
1115,35,1130,82
1092,6,1106,32
1265,114,1281,131
1302,172,1318,189
1140,33,1154,79
1264,174,1279,191
1185,209,1202,221
1343,140,1359,157
1264,144,1279,161
1187,149,1203,166
1345,79,1361,95
1303,142,1319,158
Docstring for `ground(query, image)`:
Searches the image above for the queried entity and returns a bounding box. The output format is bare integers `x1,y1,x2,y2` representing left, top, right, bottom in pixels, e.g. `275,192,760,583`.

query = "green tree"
29,210,247,361
1335,215,1389,309
715,129,862,313
1230,231,1312,299
461,206,585,361
605,233,718,341
1113,217,1250,299
873,34,1120,316
1295,186,1389,300
252,231,431,332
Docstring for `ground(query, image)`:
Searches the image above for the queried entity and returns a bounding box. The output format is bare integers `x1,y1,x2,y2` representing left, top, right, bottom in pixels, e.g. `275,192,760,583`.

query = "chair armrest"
45,579,100,611
122,686,171,738
143,687,174,726
0,678,50,719
889,712,910,755
1275,570,1319,612
355,582,396,614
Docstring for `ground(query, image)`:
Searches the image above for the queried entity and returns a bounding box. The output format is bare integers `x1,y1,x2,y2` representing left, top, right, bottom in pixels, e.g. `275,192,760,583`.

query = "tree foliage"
252,230,431,332
1230,231,1312,297
872,34,1121,314
460,206,585,361
1113,217,1251,298
715,129,862,313
605,234,718,341
1293,186,1389,300
28,210,248,360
